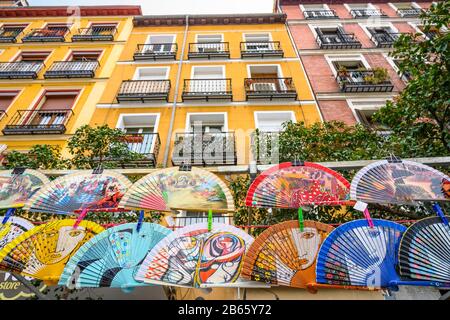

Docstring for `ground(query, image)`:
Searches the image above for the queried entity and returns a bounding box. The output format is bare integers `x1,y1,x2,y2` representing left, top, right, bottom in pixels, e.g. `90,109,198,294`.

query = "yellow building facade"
90,13,322,168
0,6,141,157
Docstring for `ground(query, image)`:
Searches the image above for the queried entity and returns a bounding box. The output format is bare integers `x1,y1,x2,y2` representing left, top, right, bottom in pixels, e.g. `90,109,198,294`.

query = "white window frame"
388,2,421,11
185,112,228,133
347,98,390,126
308,23,344,40
243,32,273,43
144,34,177,53
133,66,170,80
190,65,226,79
300,3,331,12
359,22,399,42
254,111,296,131
324,54,371,77
344,2,377,12
195,33,224,42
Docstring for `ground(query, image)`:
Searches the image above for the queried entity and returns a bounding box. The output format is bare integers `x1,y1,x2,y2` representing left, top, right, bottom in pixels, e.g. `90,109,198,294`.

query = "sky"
29,0,276,15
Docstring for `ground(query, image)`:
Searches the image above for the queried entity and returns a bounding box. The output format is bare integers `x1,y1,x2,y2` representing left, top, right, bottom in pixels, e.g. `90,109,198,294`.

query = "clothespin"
136,210,144,232
292,156,305,167
1,208,16,225
179,163,192,172
386,154,402,163
12,167,26,175
207,209,213,232
432,203,449,225
354,201,374,228
73,208,88,229
298,207,304,232
92,164,104,175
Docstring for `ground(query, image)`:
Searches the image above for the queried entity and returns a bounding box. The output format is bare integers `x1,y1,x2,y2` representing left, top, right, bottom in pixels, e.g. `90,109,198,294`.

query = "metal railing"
72,26,117,41
22,27,68,42
350,9,387,18
44,61,99,78
316,32,362,49
172,131,237,166
182,79,232,101
0,27,24,42
188,42,230,59
2,109,73,135
371,32,404,48
116,80,171,102
134,43,178,60
244,77,297,100
336,70,394,93
0,62,44,79
240,41,283,58
251,130,280,165
397,8,422,17
303,9,338,19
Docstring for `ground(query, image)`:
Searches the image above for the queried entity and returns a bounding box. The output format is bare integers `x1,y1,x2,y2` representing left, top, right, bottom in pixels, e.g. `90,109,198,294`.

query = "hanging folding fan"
0,219,104,285
59,223,172,290
0,216,34,253
316,219,406,289
0,169,50,209
246,162,353,208
119,167,235,212
24,170,132,215
241,220,334,290
398,216,450,287
135,222,253,288
350,159,450,205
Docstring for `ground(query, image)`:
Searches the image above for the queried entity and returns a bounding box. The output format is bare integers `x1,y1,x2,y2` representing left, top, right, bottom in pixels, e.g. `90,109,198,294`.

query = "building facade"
0,5,141,156
278,0,436,128
89,13,322,168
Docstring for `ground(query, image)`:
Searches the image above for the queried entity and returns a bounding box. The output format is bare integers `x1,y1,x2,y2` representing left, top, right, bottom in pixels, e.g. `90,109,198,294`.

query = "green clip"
208,209,213,231
298,207,304,232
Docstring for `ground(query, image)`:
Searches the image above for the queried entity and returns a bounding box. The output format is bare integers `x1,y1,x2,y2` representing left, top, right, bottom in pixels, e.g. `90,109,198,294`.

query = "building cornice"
133,13,287,27
280,0,413,4
0,6,142,18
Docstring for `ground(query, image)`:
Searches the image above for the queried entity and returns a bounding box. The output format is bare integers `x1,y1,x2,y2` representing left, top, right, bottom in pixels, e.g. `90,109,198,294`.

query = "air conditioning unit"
198,45,220,53
252,82,276,92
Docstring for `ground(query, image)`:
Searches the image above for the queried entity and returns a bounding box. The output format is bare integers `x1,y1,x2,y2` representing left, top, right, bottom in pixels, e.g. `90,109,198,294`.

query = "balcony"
0,27,24,43
350,9,387,18
44,61,99,79
397,8,422,17
240,41,283,58
182,79,232,102
72,26,117,42
316,32,362,49
22,28,68,42
172,132,237,166
251,130,280,165
244,78,297,101
116,80,171,102
2,109,73,135
0,62,44,79
336,70,394,93
188,42,230,59
133,43,178,60
303,10,338,19
371,32,403,48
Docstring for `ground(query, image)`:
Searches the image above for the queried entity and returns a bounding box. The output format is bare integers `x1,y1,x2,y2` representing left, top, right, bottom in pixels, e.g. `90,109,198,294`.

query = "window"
0,91,18,114
16,51,50,62
255,111,295,132
44,24,70,35
248,65,285,92
186,113,226,133
196,34,223,52
0,24,26,38
244,33,271,51
27,91,77,127
69,51,101,61
348,100,391,133
89,23,117,35
144,35,175,53
197,34,222,43
116,114,159,154
134,67,169,80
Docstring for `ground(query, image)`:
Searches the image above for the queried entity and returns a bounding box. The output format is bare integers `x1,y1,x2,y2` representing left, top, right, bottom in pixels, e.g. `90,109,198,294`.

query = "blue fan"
58,223,172,291
316,219,406,289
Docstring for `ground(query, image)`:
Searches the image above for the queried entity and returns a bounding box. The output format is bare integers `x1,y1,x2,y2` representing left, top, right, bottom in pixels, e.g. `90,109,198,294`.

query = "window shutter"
39,94,77,111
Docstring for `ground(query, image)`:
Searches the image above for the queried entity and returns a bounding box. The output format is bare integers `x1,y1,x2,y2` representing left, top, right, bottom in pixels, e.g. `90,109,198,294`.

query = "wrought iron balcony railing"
0,62,44,79
172,132,237,166
72,26,117,42
303,9,338,19
134,43,178,60
371,32,404,48
44,61,99,78
316,32,362,49
116,80,171,102
22,27,68,42
240,41,283,58
397,8,422,17
188,42,230,59
251,130,280,165
244,77,297,100
336,70,394,93
350,9,387,18
0,27,24,43
182,79,232,101
2,109,73,135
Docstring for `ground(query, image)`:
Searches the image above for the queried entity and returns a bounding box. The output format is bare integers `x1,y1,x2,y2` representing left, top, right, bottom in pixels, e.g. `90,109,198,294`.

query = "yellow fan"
0,219,104,285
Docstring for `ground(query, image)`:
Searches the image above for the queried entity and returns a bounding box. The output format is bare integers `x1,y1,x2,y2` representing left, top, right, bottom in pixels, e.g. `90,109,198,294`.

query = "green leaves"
4,144,67,170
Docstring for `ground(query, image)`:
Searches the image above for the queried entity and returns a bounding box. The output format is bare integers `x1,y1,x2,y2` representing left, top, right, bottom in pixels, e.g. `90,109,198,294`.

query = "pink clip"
363,208,375,228
73,208,88,229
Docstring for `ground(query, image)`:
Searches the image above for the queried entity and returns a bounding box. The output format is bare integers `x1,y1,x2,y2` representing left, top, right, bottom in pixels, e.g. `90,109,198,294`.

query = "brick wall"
318,100,357,124
300,55,339,93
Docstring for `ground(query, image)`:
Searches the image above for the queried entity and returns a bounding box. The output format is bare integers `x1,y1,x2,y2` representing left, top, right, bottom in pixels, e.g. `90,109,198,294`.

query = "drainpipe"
162,15,189,167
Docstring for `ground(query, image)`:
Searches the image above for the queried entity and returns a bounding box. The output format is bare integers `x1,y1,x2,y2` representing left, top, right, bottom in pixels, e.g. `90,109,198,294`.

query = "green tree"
373,1,450,156
3,144,66,169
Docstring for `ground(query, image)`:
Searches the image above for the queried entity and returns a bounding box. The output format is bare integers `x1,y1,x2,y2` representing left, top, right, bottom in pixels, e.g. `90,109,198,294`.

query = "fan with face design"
59,223,172,291
0,219,104,285
241,220,334,291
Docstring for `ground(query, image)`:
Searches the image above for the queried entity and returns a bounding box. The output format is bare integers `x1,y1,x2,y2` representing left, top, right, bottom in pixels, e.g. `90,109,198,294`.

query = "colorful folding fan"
246,162,353,209
135,222,254,288
24,170,132,215
316,219,406,290
241,220,334,291
0,216,34,252
59,223,172,290
0,219,104,285
398,216,450,287
119,167,235,213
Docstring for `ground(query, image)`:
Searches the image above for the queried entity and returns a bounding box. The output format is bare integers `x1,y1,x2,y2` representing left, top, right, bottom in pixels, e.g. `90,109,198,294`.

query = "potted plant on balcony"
337,66,349,77
363,67,389,84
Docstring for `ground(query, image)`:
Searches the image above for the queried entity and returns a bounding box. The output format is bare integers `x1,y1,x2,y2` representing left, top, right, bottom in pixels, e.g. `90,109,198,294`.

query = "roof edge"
0,6,142,18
